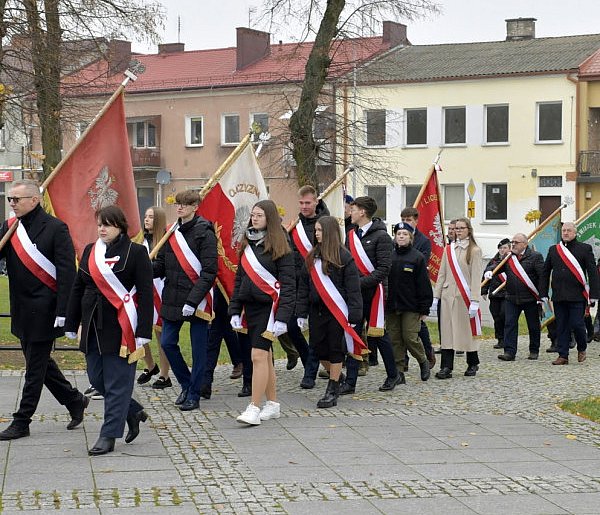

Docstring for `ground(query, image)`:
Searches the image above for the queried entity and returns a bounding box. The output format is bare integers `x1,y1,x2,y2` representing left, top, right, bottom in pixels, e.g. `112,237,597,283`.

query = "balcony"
577,150,600,181
130,146,160,169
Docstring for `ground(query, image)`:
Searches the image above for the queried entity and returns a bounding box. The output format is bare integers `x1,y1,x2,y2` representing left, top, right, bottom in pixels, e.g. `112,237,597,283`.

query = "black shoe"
434,347,442,354
238,384,252,397
67,395,90,430
435,367,452,379
527,353,539,360
379,373,405,391
88,436,115,456
368,360,379,367
0,423,30,441
497,353,515,361
286,356,298,370
152,376,172,389
569,339,576,349
300,378,315,389
493,342,504,349
125,410,148,443
456,351,464,355
464,365,478,377
179,398,199,411
419,360,430,381
200,385,212,400
174,389,188,406
137,364,159,385
317,380,340,409
339,382,355,395
546,345,559,353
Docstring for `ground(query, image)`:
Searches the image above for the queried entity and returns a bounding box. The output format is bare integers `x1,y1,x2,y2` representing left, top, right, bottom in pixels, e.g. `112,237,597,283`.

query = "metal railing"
577,150,600,176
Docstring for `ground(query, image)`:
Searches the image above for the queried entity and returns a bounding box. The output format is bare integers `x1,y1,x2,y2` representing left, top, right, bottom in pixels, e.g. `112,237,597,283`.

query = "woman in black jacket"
229,200,295,426
66,206,153,455
386,222,433,382
297,216,362,408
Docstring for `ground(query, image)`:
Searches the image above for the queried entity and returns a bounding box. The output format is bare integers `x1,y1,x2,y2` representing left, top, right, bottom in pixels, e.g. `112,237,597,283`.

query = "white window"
222,114,240,145
484,105,509,144
134,121,156,148
0,126,5,150
185,116,203,147
313,108,334,141
484,183,507,221
404,185,422,207
365,109,386,146
366,185,387,221
537,101,562,143
75,121,89,140
443,107,466,145
443,184,465,220
405,108,427,146
250,113,269,142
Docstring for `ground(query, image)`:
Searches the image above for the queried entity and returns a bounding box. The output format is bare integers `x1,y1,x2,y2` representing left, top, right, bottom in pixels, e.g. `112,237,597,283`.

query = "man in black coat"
540,222,600,365
153,190,217,411
489,234,544,361
0,179,87,440
341,196,403,394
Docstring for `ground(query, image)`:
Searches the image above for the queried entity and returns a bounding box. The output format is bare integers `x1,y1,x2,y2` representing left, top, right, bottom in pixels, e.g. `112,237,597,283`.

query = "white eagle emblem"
429,213,444,248
231,204,251,248
88,166,118,210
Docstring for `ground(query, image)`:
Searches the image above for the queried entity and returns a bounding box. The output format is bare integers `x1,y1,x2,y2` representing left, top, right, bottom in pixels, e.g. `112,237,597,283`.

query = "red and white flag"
45,92,141,259
197,138,268,299
414,164,444,283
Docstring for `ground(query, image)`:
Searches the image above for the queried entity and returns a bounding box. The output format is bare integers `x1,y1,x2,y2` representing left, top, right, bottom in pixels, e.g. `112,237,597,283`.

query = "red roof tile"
579,48,600,78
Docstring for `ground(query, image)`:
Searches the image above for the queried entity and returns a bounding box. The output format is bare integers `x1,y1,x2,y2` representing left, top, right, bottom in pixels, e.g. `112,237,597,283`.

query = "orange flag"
46,92,141,258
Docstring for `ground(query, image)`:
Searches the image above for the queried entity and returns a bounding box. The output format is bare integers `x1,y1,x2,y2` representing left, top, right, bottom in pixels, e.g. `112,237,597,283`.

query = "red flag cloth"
197,142,268,299
414,166,444,283
46,92,141,259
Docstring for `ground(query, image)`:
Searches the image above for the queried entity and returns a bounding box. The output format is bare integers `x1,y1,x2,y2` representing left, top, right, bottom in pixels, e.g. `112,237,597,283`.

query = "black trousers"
13,339,81,427
489,297,506,341
440,348,479,370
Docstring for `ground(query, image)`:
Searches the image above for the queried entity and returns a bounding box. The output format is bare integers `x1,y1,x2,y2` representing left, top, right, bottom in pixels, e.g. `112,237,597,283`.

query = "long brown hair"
455,217,479,265
239,199,291,261
306,216,343,275
146,206,167,250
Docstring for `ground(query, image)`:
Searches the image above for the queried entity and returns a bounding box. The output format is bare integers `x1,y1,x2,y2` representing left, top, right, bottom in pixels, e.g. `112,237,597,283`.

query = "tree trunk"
290,0,345,187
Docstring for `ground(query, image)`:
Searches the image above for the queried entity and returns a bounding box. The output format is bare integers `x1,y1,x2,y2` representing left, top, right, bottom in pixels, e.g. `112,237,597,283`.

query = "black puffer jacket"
153,216,217,321
65,235,153,355
500,247,544,304
290,200,329,273
345,218,392,299
540,239,600,302
296,246,363,324
228,240,296,323
481,252,507,299
387,243,432,315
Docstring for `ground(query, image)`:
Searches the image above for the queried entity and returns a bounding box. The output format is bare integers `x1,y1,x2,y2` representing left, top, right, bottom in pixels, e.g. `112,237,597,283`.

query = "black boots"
125,410,148,443
88,436,115,456
0,423,30,440
317,379,340,408
67,395,90,430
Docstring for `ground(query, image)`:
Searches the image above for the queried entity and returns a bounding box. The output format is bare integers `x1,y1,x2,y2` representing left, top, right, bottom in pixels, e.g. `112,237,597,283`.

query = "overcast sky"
133,0,600,53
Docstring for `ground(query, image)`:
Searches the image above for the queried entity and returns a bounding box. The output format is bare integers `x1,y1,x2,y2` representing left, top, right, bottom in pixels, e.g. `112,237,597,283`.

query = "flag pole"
413,150,442,207
483,202,567,290
575,199,600,225
287,166,353,232
0,71,138,253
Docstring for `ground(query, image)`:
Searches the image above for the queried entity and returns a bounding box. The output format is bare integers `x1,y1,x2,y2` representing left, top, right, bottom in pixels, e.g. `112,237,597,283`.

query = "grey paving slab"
250,465,342,482
530,445,600,461
459,494,570,515
560,459,600,476
93,469,183,489
282,499,383,515
408,462,504,479
371,497,479,514
487,460,580,477
460,447,547,463
376,436,453,450
331,462,426,481
541,493,600,514
437,434,521,449
318,449,403,466
4,471,94,491
100,505,199,514
395,448,477,464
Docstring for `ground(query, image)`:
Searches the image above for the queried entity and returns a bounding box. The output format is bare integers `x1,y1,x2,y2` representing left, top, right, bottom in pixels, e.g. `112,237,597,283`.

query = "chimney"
108,39,131,74
382,21,409,47
505,17,536,41
158,42,185,54
236,27,270,70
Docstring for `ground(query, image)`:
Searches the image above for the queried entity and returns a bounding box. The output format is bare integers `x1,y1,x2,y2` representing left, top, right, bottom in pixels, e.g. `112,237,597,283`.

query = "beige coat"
434,243,483,352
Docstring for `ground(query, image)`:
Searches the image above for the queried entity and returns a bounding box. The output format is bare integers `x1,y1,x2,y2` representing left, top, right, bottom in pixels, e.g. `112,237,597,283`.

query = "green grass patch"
559,396,600,423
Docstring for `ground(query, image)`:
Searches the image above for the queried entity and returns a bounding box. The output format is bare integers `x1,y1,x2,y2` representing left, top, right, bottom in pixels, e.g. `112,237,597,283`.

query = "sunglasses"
7,196,34,203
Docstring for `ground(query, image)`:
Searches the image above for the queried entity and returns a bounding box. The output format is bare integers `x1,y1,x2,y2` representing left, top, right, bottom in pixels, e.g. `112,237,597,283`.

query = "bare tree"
255,0,439,187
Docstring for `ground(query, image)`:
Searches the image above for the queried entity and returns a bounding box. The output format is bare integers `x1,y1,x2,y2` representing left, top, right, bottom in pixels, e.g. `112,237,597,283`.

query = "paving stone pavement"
1,336,599,514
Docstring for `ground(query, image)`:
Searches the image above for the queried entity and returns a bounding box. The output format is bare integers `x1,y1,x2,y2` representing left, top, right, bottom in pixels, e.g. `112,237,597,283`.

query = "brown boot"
552,356,569,365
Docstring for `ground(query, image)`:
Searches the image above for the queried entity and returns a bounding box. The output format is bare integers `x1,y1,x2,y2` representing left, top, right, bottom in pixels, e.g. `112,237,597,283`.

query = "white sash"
557,242,590,302
448,243,482,336
143,239,164,325
508,255,540,299
291,221,313,258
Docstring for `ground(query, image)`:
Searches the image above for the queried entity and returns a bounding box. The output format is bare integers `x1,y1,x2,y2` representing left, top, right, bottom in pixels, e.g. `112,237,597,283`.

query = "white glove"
182,304,195,317
541,297,549,304
135,337,151,346
230,315,243,330
297,318,308,331
430,298,439,317
483,271,493,280
65,332,78,340
54,316,66,328
591,299,598,307
468,301,479,318
273,321,288,337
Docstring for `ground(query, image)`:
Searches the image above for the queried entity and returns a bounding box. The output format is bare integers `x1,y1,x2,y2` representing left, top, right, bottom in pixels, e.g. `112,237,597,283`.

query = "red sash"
507,255,540,300
446,244,481,336
87,240,142,362
168,223,214,321
556,242,590,303
291,222,312,259
309,258,367,359
143,239,164,326
240,245,281,341
8,217,57,291
348,230,384,337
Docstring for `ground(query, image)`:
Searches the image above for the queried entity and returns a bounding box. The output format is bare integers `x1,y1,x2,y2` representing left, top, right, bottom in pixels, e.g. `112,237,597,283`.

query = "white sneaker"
236,403,261,425
259,400,281,421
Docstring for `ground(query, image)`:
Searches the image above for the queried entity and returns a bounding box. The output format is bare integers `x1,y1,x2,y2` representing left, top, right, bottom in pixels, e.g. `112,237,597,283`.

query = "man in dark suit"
0,179,88,440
